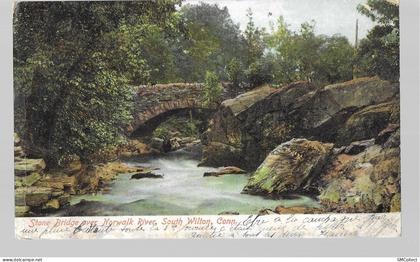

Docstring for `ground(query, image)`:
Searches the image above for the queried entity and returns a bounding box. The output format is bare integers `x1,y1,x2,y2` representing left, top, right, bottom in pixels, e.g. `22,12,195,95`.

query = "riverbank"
14,76,400,216
201,77,400,213
14,134,157,216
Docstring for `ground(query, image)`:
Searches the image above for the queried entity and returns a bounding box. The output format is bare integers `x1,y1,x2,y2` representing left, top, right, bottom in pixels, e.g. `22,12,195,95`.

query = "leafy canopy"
356,0,399,81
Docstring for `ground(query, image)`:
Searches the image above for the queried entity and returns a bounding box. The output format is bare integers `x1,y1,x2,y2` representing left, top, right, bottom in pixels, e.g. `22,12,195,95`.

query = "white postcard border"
15,213,401,240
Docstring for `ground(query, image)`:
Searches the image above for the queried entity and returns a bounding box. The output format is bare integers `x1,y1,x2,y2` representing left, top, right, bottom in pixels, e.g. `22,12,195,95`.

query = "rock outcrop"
335,100,399,145
201,77,399,170
243,123,400,213
200,76,400,213
14,158,46,176
14,133,71,216
14,133,151,216
318,124,400,213
242,139,334,196
75,162,151,194
200,85,277,167
118,139,154,158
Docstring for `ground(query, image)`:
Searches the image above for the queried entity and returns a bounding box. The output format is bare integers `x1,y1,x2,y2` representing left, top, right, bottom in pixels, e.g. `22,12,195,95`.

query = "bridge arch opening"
130,108,214,139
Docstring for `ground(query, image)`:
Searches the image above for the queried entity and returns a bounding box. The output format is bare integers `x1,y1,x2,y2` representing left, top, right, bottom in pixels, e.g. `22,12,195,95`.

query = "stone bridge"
129,83,214,136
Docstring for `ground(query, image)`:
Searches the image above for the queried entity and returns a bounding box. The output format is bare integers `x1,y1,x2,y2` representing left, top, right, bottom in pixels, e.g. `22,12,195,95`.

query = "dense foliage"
14,1,399,164
356,0,399,81
241,17,355,87
177,3,247,81
13,1,182,164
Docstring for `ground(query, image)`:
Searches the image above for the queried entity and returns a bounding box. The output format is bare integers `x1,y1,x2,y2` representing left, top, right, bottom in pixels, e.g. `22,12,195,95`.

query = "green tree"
226,58,244,87
203,71,223,106
13,1,181,164
356,0,399,81
177,3,247,81
244,57,275,87
265,17,354,86
242,8,271,88
265,16,300,85
317,36,354,84
244,8,265,66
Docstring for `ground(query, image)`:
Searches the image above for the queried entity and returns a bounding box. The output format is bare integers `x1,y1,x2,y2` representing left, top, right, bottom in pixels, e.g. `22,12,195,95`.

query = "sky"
183,0,375,42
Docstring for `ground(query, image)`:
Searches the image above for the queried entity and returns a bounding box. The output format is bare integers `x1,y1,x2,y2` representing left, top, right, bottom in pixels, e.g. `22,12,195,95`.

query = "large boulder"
242,139,334,197
201,82,317,169
201,84,276,148
335,100,399,145
299,77,398,131
221,85,276,116
199,142,243,167
201,77,399,169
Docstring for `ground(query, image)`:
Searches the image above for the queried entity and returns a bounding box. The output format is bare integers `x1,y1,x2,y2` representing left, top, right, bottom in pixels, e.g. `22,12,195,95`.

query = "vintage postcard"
13,0,401,239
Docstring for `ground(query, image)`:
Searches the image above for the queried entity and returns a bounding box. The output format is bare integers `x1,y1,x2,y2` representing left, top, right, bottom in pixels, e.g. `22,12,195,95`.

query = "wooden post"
353,19,359,79
355,19,359,49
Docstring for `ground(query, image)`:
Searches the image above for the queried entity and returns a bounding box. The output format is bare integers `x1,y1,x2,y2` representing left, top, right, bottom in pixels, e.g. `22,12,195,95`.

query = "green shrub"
203,71,223,106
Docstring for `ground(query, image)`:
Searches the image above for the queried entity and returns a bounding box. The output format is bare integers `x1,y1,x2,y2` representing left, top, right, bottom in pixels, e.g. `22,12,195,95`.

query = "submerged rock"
203,166,247,177
130,172,163,179
218,211,240,215
243,139,334,197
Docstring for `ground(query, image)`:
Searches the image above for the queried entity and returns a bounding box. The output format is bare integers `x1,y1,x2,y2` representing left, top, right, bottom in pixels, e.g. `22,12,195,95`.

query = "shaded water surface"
61,150,319,216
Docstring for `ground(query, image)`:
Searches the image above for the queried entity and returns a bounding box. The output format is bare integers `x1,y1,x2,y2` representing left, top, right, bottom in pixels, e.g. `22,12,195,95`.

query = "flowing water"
63,150,319,216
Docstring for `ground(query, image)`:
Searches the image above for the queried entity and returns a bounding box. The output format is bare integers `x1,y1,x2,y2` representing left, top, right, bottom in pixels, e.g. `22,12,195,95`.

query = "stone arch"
129,99,208,136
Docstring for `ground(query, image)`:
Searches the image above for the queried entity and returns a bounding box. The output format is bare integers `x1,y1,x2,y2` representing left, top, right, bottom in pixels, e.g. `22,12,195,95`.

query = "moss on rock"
243,139,334,197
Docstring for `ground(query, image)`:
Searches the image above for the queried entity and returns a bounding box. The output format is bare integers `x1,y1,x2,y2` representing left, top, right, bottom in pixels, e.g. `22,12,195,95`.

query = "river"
61,149,319,216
